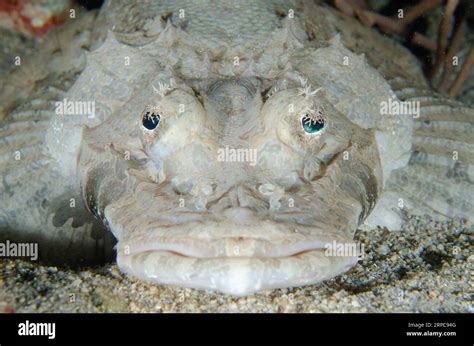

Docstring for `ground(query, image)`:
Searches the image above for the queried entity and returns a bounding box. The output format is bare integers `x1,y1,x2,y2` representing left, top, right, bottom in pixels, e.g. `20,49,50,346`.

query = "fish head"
78,73,383,296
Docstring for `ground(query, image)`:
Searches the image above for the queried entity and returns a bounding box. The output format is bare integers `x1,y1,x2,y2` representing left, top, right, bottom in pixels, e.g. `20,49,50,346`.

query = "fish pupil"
301,115,324,134
142,112,161,130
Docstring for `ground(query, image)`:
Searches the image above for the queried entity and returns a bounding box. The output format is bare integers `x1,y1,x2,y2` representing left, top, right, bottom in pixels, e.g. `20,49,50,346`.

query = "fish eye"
301,114,324,134
142,111,161,130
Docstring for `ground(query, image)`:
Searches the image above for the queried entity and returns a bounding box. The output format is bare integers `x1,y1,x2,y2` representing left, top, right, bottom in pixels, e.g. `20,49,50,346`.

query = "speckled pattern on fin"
381,87,473,224
0,11,116,265
0,111,115,265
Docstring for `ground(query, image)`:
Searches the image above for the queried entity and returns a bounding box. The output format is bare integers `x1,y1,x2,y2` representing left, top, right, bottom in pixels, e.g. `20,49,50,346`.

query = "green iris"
301,115,324,134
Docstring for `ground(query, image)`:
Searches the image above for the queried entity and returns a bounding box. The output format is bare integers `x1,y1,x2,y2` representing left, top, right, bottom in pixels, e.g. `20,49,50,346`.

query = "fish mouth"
115,218,359,296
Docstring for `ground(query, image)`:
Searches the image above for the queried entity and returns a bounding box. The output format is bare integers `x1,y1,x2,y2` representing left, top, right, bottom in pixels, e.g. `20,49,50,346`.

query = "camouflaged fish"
0,0,472,295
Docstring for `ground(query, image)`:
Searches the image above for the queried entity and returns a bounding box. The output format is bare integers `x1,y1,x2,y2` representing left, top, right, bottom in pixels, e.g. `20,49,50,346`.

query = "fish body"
0,0,472,295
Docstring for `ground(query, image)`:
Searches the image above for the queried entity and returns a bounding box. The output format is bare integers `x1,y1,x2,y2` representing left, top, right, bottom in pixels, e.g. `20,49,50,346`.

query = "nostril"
257,183,284,211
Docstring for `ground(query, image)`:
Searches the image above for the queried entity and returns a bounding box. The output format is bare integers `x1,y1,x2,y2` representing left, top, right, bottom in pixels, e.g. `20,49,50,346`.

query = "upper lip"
116,220,353,259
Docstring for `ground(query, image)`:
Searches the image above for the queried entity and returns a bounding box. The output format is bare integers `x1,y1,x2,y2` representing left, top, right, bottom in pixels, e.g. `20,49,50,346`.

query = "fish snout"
114,220,360,295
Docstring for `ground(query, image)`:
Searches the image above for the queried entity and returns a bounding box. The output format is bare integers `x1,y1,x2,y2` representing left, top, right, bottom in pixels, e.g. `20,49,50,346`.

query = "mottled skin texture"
0,1,472,295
